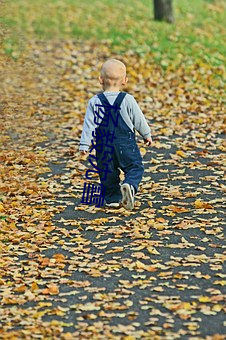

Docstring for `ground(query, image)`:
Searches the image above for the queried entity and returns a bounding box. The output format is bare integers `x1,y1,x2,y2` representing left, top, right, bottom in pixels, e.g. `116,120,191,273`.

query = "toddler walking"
79,59,152,209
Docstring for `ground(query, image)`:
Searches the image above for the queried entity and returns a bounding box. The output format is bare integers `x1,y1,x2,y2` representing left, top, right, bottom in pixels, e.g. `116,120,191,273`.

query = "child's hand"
144,137,152,146
80,150,88,155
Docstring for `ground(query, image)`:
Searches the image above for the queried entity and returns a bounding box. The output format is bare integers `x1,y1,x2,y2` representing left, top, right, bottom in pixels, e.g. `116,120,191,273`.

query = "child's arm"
129,95,152,145
79,99,96,152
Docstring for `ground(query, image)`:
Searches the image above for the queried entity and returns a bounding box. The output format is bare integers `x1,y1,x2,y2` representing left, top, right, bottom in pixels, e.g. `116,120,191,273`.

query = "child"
79,59,152,210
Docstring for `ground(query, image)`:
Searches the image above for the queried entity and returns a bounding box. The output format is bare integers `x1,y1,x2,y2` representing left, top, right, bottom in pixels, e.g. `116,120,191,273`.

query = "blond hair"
100,59,126,86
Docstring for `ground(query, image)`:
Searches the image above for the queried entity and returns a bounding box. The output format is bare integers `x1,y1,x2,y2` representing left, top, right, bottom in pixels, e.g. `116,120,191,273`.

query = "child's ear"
122,76,128,85
99,76,104,84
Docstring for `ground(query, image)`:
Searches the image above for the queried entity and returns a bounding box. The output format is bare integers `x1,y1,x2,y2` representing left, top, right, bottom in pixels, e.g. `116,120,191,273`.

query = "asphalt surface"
1,40,225,339
29,123,226,339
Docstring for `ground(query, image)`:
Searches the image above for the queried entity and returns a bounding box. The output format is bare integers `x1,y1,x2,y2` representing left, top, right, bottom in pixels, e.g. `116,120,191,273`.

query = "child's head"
99,59,128,91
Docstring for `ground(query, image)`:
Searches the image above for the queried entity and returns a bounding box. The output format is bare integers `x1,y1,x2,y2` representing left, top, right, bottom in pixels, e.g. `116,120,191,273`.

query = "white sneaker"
105,202,121,208
120,183,135,210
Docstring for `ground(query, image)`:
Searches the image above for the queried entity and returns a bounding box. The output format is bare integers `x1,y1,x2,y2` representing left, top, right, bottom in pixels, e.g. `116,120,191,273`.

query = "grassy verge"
1,0,225,66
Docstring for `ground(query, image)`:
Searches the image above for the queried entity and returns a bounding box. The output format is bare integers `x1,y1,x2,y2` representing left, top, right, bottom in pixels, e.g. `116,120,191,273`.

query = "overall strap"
97,92,127,110
97,93,110,107
113,92,127,108
96,92,127,133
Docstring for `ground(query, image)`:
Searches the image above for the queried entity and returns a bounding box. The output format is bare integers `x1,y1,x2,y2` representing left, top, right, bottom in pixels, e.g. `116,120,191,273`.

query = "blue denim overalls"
95,92,144,204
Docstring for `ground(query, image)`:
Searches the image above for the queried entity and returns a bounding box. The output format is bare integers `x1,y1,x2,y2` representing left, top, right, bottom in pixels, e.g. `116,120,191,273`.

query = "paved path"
0,41,225,339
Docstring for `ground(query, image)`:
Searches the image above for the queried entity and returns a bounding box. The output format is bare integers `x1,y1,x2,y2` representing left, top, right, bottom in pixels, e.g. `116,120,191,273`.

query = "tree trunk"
153,0,174,23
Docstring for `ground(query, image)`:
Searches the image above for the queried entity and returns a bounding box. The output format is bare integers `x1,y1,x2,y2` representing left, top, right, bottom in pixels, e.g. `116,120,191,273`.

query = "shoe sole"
120,183,134,210
105,202,121,208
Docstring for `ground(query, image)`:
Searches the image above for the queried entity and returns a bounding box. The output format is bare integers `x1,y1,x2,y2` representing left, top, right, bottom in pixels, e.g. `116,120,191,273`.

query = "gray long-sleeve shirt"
79,91,151,151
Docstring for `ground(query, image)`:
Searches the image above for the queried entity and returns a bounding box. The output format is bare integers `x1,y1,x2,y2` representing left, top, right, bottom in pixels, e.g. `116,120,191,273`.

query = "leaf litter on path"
0,40,225,339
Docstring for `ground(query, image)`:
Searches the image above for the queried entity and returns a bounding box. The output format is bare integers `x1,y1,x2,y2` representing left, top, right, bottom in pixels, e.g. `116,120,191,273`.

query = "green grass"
1,0,225,65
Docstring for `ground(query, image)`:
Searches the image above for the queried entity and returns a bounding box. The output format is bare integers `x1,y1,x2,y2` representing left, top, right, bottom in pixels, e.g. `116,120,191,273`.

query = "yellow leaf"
48,284,59,295
187,323,199,331
91,218,108,225
53,253,66,262
194,199,213,209
155,224,167,230
214,280,226,286
70,236,84,243
182,302,193,310
0,203,5,212
42,284,59,295
153,286,164,292
176,150,187,158
198,296,211,303
31,282,39,292
62,333,74,340
151,158,160,164
212,304,223,312
37,302,52,308
140,147,146,156
135,260,147,269
147,246,160,255
50,320,60,326
105,247,124,254
14,285,27,293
